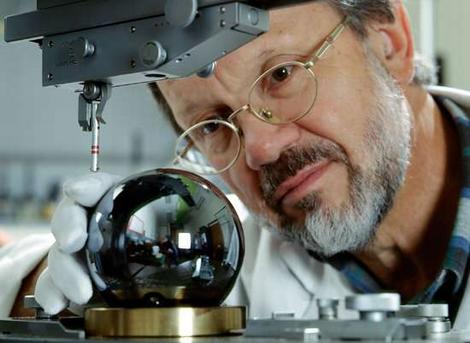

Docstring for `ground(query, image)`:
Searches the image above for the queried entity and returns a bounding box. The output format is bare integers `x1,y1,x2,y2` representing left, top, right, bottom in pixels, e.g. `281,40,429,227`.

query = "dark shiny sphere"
86,168,244,307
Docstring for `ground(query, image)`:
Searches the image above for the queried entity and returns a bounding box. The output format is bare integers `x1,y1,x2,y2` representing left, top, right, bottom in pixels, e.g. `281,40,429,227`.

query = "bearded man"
1,0,469,329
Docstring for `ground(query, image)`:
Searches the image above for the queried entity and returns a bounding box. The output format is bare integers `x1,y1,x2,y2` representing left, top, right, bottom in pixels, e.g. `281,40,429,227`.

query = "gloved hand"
34,172,121,315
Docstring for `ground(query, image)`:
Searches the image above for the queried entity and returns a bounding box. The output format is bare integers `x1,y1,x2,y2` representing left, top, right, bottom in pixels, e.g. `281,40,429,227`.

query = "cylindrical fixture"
140,41,167,68
85,307,246,337
345,293,400,322
316,298,339,320
426,318,452,337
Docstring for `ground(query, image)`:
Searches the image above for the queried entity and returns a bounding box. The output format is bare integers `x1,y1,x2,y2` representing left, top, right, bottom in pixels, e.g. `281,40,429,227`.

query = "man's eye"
270,65,293,83
200,121,221,135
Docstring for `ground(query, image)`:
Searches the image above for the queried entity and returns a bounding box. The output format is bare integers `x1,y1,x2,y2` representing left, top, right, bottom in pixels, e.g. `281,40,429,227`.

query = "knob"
165,0,198,28
197,61,217,78
316,298,339,320
67,37,95,58
345,293,400,321
398,303,450,337
79,37,95,58
140,41,167,68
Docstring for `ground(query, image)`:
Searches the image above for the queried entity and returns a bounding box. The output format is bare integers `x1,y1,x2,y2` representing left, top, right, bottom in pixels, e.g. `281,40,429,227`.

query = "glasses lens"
249,62,317,124
175,120,241,174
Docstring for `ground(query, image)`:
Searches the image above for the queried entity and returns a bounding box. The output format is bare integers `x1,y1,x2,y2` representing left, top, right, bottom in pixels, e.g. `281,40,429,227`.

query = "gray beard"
259,45,412,257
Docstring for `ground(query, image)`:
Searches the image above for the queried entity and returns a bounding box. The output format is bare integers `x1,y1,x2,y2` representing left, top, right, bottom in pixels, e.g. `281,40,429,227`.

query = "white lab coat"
0,87,468,333
224,215,357,319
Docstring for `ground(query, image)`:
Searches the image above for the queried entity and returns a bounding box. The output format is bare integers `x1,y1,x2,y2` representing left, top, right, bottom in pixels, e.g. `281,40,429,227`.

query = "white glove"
34,172,121,315
0,233,54,318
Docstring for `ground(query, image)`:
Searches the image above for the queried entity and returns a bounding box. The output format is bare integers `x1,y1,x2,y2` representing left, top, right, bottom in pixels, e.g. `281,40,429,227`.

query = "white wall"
406,0,470,90
434,0,470,89
0,1,177,205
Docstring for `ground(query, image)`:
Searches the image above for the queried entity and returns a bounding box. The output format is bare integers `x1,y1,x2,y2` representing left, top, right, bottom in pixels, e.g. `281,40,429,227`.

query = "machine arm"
3,0,313,171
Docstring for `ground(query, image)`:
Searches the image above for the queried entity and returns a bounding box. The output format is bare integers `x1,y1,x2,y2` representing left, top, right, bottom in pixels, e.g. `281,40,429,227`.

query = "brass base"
84,306,246,337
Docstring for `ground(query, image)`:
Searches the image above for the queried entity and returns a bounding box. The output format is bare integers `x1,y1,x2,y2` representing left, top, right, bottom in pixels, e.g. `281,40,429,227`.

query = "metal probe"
78,82,111,172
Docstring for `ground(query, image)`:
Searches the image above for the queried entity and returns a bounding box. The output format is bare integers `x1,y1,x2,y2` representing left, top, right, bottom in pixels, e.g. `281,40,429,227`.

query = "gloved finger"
34,268,68,315
51,198,88,253
64,172,121,208
48,244,93,306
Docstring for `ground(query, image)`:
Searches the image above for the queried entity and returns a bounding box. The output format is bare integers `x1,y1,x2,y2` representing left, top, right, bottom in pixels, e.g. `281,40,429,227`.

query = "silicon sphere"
86,168,244,307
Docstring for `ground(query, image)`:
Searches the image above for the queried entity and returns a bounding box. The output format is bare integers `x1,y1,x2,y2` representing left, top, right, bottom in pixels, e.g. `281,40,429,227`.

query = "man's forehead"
158,2,341,123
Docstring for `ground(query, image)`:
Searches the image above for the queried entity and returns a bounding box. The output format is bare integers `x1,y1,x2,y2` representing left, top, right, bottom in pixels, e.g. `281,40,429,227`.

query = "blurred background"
0,0,469,241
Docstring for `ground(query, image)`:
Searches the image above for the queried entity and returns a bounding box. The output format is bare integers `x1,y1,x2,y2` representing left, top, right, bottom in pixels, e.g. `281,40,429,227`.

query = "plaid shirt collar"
327,94,470,315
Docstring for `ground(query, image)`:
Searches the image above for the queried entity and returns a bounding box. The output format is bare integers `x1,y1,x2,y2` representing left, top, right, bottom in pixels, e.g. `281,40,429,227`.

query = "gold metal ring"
85,306,246,337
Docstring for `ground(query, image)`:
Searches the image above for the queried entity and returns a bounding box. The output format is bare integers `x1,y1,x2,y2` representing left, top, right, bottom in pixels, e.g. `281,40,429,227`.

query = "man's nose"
238,114,301,171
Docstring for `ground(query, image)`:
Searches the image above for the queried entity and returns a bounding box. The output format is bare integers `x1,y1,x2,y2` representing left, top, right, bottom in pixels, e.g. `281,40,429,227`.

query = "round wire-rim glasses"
174,17,350,175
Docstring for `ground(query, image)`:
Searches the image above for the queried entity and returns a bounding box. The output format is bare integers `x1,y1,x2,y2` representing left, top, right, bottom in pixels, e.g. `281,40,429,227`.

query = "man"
149,0,469,325
2,0,469,329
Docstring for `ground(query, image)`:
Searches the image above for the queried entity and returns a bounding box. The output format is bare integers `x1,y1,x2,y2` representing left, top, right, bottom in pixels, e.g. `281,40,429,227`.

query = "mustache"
260,141,349,209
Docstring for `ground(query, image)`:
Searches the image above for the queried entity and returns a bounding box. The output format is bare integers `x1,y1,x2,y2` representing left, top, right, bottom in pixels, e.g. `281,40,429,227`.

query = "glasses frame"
174,16,350,174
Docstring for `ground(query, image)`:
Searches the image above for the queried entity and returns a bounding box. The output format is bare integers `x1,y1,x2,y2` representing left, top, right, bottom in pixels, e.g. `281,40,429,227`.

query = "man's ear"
369,2,415,85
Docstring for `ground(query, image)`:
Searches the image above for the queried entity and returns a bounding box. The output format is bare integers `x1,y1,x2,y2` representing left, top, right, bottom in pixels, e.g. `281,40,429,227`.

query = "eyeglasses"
174,17,350,175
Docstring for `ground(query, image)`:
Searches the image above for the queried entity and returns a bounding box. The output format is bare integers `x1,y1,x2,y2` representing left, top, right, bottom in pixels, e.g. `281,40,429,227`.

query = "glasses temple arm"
308,17,350,66
173,139,195,165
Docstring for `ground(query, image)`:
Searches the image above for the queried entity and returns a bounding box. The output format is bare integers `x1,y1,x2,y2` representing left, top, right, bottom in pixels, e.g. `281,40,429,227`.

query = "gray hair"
324,0,436,85
150,0,437,128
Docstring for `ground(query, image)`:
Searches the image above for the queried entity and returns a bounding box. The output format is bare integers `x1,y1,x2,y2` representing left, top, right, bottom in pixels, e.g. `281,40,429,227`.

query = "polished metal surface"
87,168,244,308
84,306,246,337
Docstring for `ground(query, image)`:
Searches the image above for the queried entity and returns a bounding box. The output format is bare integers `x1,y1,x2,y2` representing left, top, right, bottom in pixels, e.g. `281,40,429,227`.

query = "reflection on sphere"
87,168,244,307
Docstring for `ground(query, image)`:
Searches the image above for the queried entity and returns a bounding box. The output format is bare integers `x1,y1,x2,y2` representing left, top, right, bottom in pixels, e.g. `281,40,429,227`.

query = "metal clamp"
23,295,55,320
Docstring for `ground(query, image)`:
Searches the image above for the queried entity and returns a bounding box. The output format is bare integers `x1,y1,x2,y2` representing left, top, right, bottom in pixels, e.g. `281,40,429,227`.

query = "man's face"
159,3,412,256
